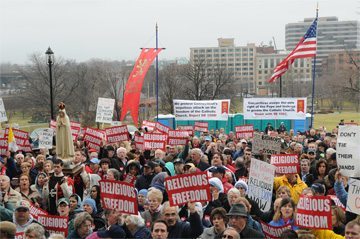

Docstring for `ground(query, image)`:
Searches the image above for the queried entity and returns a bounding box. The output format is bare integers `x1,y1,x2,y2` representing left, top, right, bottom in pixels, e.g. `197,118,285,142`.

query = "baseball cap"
57,197,70,207
311,183,325,195
143,161,156,169
173,158,184,164
209,166,226,174
15,200,30,211
240,139,247,144
90,158,100,164
154,159,166,168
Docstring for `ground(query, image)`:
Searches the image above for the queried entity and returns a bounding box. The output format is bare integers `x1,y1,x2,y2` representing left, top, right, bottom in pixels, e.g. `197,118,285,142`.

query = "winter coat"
167,211,203,239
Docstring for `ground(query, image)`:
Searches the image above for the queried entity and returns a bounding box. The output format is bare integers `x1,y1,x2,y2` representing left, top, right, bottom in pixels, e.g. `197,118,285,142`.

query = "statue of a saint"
56,102,75,161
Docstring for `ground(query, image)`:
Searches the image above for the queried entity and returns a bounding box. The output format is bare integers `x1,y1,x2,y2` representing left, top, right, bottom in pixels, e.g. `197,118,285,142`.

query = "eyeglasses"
222,235,234,239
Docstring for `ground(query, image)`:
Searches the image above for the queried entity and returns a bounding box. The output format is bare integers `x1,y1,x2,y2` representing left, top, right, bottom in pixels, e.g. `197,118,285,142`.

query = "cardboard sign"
337,125,360,177
235,125,254,139
83,128,104,151
243,98,307,120
96,97,115,123
37,215,68,237
194,122,208,132
173,99,230,121
142,120,156,132
168,130,189,146
50,120,81,142
165,172,211,206
248,159,275,212
346,178,360,215
38,128,54,149
100,180,138,215
105,125,129,144
134,135,144,151
4,128,31,152
143,133,167,151
296,195,332,229
0,98,7,122
154,122,170,134
177,125,194,136
252,132,281,155
260,221,292,239
270,154,299,175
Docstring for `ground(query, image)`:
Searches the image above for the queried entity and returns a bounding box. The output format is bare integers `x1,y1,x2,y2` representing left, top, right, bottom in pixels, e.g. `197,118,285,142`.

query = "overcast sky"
0,0,358,64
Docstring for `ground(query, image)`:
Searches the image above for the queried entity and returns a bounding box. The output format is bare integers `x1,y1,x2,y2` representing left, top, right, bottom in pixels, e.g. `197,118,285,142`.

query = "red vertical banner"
120,48,163,125
297,99,305,113
221,101,229,114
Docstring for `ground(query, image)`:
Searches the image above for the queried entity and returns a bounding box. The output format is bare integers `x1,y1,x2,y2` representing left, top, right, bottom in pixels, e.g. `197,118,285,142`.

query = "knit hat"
209,177,224,193
83,198,97,215
150,172,167,192
138,189,148,197
235,180,248,193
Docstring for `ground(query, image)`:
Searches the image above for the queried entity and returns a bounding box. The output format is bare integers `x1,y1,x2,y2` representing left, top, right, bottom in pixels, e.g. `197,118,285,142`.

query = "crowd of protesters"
0,120,360,239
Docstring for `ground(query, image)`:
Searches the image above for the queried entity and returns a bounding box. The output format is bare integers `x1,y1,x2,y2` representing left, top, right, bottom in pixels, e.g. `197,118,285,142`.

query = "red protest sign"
270,154,299,175
235,124,254,139
296,195,332,229
99,180,138,215
134,135,144,151
83,128,103,151
29,202,48,220
4,128,31,152
123,174,137,185
143,133,167,151
37,215,68,237
194,122,208,132
168,130,189,146
154,122,170,134
142,120,156,131
165,172,211,206
177,125,194,136
0,136,7,156
105,125,129,144
329,195,345,211
260,221,292,239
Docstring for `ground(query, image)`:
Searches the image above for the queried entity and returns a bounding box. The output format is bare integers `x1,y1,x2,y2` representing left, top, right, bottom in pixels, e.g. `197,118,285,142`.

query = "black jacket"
240,225,264,239
168,211,203,239
135,173,155,191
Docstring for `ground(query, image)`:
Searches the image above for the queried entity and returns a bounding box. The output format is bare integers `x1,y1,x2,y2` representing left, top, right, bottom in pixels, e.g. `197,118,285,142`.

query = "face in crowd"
152,221,168,239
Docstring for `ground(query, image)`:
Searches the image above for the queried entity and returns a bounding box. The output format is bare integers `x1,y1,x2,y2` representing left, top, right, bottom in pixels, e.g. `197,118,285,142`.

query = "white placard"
248,158,275,212
96,98,115,123
243,98,307,120
337,125,360,177
38,128,54,149
173,99,230,121
347,178,360,215
0,98,7,122
252,132,282,155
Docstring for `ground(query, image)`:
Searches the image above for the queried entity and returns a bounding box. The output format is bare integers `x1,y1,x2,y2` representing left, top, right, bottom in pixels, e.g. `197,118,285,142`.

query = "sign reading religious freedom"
235,125,254,139
243,98,306,120
96,97,115,123
105,125,129,144
173,99,230,121
83,128,104,151
337,125,360,177
168,130,189,146
296,195,332,229
37,215,68,237
248,159,275,212
165,172,211,206
143,132,167,151
260,221,292,239
0,98,7,122
346,178,360,215
99,180,138,215
194,122,209,132
270,154,299,175
252,132,281,155
38,128,54,149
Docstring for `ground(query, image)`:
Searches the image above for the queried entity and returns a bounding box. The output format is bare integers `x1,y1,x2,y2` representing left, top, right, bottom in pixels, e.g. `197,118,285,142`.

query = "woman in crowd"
276,186,291,199
141,188,163,228
43,160,53,175
124,214,151,239
69,194,83,220
200,207,228,239
332,205,346,235
107,168,121,181
68,212,94,239
89,185,103,216
15,174,41,206
269,198,298,230
315,159,329,181
82,198,106,231
138,189,148,213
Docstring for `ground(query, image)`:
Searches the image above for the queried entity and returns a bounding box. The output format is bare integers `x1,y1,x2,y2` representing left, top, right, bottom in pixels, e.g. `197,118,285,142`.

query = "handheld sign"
168,130,189,146
260,221,292,239
248,158,275,212
142,120,156,132
346,178,360,215
252,132,281,155
37,215,68,237
165,172,211,207
96,97,115,123
177,125,194,136
296,195,332,229
38,128,54,149
83,128,104,151
143,133,167,151
154,122,171,135
105,125,129,144
194,122,208,132
4,128,32,152
134,135,144,151
0,98,7,122
337,125,360,177
100,180,138,215
235,125,254,139
270,154,299,175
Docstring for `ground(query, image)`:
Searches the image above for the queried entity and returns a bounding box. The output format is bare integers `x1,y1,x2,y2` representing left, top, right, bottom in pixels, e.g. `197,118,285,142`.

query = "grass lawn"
314,111,360,130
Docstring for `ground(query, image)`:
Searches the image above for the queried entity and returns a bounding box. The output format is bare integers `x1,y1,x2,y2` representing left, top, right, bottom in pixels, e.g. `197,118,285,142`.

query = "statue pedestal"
58,156,82,176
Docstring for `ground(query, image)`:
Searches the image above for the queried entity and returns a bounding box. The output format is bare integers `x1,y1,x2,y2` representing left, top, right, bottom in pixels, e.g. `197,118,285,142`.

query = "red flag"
120,48,162,125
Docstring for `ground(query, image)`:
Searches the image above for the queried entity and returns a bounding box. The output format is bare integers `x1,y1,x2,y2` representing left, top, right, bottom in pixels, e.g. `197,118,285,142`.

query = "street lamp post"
45,47,54,120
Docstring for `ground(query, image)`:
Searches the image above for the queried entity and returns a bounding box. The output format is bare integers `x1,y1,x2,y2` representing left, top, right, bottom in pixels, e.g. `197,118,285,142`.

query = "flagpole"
156,23,159,122
310,6,319,129
279,76,282,97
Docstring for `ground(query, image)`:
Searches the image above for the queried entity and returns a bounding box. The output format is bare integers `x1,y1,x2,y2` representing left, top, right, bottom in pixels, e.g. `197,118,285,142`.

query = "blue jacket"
334,181,348,206
269,218,299,231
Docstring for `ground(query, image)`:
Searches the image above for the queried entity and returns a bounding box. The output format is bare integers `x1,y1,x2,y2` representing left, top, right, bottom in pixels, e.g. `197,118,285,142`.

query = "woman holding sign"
269,198,298,231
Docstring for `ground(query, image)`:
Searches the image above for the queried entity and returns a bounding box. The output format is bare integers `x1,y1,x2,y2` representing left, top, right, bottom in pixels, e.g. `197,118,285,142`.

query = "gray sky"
0,0,358,64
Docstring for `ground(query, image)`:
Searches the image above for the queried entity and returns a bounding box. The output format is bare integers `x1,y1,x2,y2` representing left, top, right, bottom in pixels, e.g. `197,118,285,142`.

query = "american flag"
268,18,318,83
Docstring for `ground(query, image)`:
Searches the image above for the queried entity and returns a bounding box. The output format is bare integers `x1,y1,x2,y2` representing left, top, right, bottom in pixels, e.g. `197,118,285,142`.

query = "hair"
52,158,63,166
24,223,46,239
273,197,296,222
276,186,291,198
148,188,163,203
237,197,251,213
210,207,228,224
300,158,310,166
91,185,101,203
36,155,46,162
48,234,65,239
297,229,315,239
126,214,145,227
346,218,360,229
332,205,346,227
107,168,121,180
212,152,224,162
161,201,179,216
74,212,93,230
190,148,203,157
222,227,240,239
316,159,329,176
280,229,298,239
151,219,168,232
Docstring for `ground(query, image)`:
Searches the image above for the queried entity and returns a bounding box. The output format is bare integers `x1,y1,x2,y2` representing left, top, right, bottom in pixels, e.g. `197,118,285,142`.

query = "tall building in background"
286,16,360,75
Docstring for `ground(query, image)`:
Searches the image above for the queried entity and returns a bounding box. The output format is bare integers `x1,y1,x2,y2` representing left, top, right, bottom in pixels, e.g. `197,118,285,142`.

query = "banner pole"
310,7,319,129
156,23,159,122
